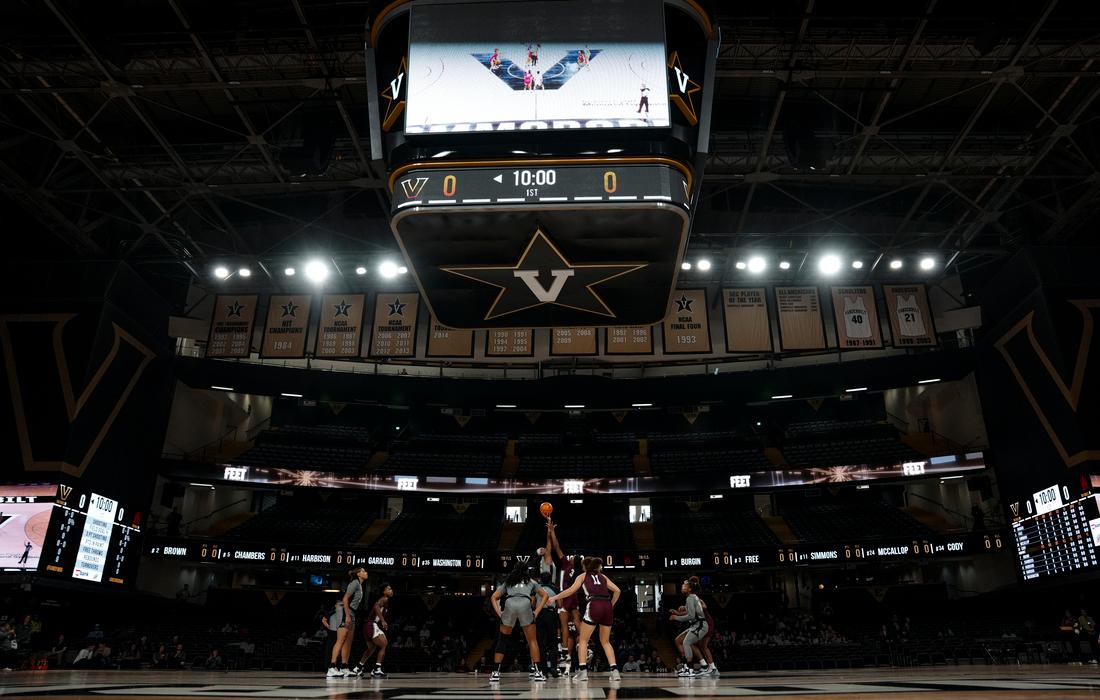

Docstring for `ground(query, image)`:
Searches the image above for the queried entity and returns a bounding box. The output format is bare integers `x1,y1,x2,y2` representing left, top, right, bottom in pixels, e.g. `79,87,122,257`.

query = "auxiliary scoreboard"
368,0,717,329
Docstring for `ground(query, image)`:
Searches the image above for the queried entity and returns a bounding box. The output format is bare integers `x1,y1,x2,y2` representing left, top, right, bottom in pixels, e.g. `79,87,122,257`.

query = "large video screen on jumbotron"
406,0,669,133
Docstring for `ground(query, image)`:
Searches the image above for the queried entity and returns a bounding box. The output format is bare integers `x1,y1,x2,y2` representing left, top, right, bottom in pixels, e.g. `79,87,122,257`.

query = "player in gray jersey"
670,578,709,677
489,561,549,683
328,566,368,678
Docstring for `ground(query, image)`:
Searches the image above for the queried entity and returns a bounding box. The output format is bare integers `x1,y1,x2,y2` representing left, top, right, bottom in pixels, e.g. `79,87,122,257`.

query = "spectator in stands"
204,649,225,671
296,632,310,647
86,623,104,640
1078,609,1098,664
44,634,66,667
72,644,97,668
153,644,169,669
622,655,640,672
120,643,142,669
172,643,187,668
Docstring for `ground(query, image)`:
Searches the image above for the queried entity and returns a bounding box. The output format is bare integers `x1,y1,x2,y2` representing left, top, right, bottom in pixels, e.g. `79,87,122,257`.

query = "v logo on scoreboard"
667,51,702,126
380,57,408,132
400,177,429,200
513,269,574,303
0,314,156,477
994,299,1100,467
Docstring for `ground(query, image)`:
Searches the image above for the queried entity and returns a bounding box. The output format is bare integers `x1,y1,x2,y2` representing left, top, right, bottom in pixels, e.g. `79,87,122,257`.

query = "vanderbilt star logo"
280,300,298,318
333,300,352,317
381,56,407,132
387,298,407,316
667,51,702,126
441,229,645,320
675,294,694,313
226,300,245,317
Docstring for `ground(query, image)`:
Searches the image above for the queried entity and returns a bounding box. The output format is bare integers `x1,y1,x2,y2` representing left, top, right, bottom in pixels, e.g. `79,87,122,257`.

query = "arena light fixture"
570,499,584,504
856,484,870,490
889,259,903,270
771,394,793,400
237,267,251,278
631,402,653,407
210,385,234,391
284,267,296,277
818,254,842,275
355,266,367,275
920,257,936,271
281,392,303,398
189,483,214,489
564,404,585,409
495,404,517,409
709,494,724,499
697,259,712,271
398,265,409,274
845,387,868,393
379,260,400,279
779,260,791,270
426,497,441,502
681,261,692,271
213,266,230,279
734,261,747,270
918,378,941,384
852,260,864,270
304,259,329,283
747,256,767,274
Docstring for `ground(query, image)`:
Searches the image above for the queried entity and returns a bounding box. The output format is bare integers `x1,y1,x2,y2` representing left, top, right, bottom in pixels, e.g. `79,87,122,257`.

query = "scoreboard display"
370,0,716,331
39,484,141,586
1011,481,1100,583
405,0,670,133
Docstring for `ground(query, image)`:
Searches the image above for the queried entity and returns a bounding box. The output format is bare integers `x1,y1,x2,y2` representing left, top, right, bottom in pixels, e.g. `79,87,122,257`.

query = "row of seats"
782,436,924,468
231,443,372,472
651,447,773,475
371,502,501,549
782,502,934,542
785,418,883,436
227,500,371,545
652,506,779,549
377,451,502,477
519,453,635,478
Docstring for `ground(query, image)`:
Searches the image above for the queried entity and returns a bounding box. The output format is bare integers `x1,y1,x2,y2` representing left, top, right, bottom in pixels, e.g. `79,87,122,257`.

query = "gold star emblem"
441,228,646,321
667,51,702,126
381,56,407,132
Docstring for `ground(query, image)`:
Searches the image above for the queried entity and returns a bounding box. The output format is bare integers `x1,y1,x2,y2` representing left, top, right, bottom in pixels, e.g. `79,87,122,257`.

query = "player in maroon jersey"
548,523,583,673
549,556,621,681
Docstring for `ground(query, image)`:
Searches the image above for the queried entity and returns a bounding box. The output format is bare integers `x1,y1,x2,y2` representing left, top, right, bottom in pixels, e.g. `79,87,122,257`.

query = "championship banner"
605,325,654,355
722,288,772,353
259,295,313,358
883,284,937,346
776,287,827,351
550,327,598,356
314,294,366,359
425,314,474,358
367,293,420,357
662,289,711,354
830,286,883,350
486,328,533,357
207,294,258,358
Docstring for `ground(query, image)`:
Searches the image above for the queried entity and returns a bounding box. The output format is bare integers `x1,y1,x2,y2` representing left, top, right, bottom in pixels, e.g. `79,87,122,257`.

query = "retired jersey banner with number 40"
830,286,883,350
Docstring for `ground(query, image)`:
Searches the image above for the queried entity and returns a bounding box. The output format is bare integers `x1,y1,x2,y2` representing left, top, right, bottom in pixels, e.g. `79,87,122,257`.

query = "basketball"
539,502,553,519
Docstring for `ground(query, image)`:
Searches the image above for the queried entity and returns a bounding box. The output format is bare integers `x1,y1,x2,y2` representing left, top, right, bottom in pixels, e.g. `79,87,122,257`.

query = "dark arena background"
2,0,1100,698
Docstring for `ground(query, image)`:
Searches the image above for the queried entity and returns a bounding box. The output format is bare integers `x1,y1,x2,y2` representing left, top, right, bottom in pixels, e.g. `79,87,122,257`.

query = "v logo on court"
994,299,1100,467
441,228,645,321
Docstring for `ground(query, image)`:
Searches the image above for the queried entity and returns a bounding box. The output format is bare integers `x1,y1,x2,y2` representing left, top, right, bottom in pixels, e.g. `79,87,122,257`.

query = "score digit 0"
443,174,457,197
603,171,617,194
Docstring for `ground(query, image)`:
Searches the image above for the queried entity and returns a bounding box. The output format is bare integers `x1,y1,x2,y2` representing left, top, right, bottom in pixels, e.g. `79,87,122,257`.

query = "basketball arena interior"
2,1,1100,698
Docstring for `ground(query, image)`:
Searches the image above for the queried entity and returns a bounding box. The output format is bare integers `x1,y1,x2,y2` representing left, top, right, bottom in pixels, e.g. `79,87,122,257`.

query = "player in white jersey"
896,295,927,336
842,296,872,339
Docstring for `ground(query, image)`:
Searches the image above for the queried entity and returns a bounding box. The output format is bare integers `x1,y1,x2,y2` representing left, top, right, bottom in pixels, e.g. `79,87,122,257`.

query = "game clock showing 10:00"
392,164,688,211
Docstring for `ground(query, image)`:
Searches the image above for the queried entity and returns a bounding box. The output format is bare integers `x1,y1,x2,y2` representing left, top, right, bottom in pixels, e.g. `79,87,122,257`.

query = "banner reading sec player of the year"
883,285,937,346
315,294,365,359
663,289,711,354
260,295,312,358
830,286,883,350
367,293,420,357
723,288,772,353
776,287,827,351
207,294,258,358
